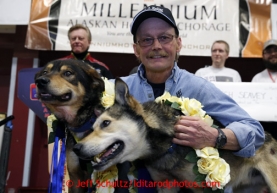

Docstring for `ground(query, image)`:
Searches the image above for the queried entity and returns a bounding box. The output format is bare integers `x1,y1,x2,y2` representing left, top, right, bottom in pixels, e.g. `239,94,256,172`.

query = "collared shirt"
120,63,265,157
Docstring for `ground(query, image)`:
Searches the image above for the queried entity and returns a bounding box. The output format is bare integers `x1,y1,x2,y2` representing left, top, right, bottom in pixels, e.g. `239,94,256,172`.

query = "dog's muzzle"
35,77,72,102
73,141,124,170
35,77,50,89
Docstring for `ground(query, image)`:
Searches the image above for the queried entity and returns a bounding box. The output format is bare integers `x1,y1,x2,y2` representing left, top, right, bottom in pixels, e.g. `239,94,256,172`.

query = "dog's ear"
89,68,105,93
81,64,105,93
115,78,144,113
34,63,48,81
114,78,130,106
34,61,55,81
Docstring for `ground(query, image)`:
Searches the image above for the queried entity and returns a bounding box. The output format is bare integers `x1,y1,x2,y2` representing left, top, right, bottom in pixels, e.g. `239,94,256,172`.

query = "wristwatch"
215,128,227,149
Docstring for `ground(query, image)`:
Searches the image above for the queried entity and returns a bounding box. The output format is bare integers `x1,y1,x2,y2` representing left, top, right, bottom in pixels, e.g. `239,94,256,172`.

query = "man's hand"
173,116,240,150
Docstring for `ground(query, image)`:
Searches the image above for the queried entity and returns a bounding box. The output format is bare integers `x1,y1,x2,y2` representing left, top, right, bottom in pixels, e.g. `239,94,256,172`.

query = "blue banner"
18,68,50,123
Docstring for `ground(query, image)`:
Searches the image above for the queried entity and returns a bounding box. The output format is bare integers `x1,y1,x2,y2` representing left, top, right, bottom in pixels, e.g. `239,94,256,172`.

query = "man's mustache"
147,51,168,58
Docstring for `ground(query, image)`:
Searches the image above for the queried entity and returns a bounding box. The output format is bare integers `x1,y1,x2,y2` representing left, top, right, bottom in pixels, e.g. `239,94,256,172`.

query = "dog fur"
74,78,277,193
35,59,104,193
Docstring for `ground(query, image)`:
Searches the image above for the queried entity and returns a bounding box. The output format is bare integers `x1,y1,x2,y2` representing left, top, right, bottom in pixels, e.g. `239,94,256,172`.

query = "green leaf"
194,173,206,182
185,150,198,163
193,164,200,175
48,132,55,144
164,100,172,106
52,120,58,132
86,163,94,175
203,188,213,193
211,124,219,129
171,102,181,110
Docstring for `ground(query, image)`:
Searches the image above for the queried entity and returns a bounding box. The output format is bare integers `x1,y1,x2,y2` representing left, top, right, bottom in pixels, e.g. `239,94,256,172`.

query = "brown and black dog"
35,59,104,193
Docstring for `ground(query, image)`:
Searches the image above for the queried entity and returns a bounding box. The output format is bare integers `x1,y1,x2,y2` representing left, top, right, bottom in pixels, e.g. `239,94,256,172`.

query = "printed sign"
25,0,271,57
213,82,277,121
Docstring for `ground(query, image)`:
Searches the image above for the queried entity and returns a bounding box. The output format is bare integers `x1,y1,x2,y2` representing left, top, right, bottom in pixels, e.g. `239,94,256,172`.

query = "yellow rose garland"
155,92,231,192
101,77,115,109
101,82,231,192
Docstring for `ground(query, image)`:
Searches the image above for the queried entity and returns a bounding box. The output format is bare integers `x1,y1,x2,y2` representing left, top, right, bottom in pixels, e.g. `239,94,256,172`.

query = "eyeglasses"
136,34,176,47
263,47,277,55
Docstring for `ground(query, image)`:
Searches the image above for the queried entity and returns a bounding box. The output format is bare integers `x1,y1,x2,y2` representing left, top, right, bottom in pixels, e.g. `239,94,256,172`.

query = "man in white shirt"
195,40,242,82
251,39,277,83
251,39,277,193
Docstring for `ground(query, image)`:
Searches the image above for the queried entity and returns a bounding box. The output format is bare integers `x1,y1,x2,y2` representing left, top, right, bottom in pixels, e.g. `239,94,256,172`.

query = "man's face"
69,29,90,53
263,45,277,64
133,18,181,73
211,43,228,67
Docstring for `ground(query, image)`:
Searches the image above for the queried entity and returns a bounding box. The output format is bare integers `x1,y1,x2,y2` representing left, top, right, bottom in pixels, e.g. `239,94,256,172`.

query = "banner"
272,0,277,39
17,68,50,123
0,0,31,25
213,82,277,122
25,0,271,57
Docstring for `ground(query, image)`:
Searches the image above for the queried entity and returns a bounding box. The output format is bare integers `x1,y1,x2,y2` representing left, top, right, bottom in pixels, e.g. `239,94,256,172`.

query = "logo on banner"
30,83,37,100
29,82,51,120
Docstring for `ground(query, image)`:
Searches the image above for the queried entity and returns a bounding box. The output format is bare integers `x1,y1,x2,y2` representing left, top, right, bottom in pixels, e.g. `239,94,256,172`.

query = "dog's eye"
64,71,73,77
100,120,110,128
42,71,47,75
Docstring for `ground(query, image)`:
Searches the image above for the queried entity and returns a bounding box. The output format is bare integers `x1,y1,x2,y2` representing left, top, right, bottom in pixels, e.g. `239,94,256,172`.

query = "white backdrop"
213,82,277,122
0,0,31,25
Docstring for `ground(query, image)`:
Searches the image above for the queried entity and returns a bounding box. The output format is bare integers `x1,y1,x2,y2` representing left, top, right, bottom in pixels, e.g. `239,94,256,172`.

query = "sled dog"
74,78,277,193
35,59,104,193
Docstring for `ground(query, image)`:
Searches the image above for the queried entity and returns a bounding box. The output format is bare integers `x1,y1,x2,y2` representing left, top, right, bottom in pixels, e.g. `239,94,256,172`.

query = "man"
252,39,277,83
251,39,277,139
251,39,277,193
118,5,264,193
61,24,113,79
195,40,242,82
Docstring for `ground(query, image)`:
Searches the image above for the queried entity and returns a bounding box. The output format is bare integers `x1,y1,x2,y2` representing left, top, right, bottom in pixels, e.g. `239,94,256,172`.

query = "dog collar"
167,143,177,154
68,116,96,133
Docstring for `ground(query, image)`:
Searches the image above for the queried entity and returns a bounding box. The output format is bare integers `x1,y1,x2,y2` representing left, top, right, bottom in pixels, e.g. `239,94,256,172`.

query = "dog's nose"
35,77,50,88
73,143,83,156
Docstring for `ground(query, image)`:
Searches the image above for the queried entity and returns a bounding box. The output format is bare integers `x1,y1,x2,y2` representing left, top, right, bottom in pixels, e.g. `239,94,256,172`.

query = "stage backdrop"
25,0,271,57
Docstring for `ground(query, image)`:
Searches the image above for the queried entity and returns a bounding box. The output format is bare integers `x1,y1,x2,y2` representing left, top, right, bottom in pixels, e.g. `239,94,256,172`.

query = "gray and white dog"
74,78,277,193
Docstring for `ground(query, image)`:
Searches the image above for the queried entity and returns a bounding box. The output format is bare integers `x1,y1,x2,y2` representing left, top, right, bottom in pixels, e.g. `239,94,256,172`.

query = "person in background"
117,5,264,193
251,39,277,193
61,24,113,79
251,39,277,83
195,40,241,82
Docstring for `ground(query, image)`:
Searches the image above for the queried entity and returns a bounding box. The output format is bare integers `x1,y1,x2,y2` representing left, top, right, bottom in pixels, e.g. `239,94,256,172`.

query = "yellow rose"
155,92,214,126
169,95,183,104
102,77,115,96
47,114,57,130
177,97,188,115
180,98,206,117
101,78,115,108
197,157,217,174
155,91,172,103
101,93,115,109
204,115,214,126
205,158,231,190
195,147,219,159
